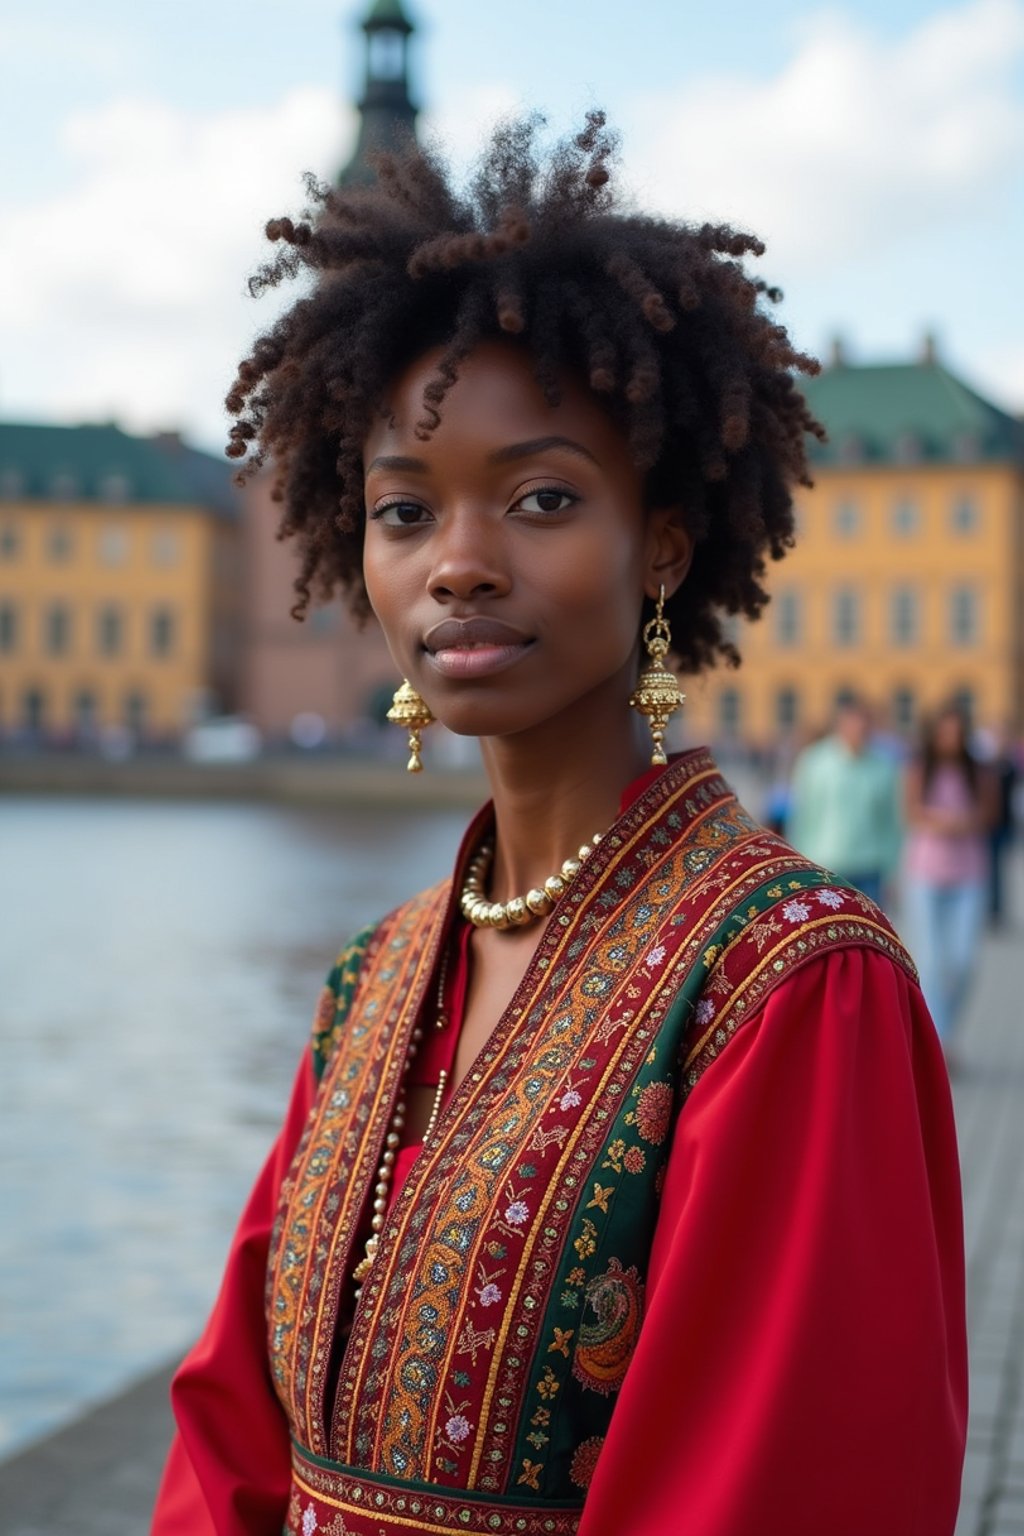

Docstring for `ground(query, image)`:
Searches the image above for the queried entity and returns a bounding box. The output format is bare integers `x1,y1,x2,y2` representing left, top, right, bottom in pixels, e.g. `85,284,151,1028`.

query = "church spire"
339,0,419,186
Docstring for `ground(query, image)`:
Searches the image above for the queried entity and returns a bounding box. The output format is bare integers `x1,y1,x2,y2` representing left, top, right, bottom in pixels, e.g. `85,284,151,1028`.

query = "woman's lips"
422,617,535,679
427,640,534,679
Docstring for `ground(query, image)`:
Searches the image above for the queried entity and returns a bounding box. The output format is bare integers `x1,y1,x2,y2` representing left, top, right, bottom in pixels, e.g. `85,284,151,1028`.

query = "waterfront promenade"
2,854,1021,1535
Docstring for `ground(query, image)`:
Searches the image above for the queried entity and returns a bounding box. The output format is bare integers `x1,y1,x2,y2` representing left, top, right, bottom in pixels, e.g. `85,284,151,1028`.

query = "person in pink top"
904,701,997,1056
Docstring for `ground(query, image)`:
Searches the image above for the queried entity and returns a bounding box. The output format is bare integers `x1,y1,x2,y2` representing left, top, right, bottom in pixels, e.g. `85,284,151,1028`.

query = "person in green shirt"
786,697,903,908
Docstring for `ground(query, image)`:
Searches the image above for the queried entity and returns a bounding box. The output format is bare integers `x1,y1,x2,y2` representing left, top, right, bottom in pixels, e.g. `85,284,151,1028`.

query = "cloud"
1,0,1022,445
624,0,1024,272
0,86,351,445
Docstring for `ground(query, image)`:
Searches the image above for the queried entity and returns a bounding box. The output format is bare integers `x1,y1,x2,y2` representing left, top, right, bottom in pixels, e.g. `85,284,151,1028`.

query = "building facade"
0,423,241,741
681,346,1024,748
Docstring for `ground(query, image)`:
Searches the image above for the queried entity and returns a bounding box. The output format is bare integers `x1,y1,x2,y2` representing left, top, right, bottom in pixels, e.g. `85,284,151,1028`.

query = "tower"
339,0,419,186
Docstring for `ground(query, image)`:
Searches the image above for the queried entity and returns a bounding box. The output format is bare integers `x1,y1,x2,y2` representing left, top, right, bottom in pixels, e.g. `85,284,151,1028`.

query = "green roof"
803,361,1024,467
0,421,238,515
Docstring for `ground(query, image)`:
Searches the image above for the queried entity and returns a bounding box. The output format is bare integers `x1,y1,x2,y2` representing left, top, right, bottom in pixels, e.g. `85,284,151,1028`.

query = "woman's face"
933,711,967,757
362,340,687,743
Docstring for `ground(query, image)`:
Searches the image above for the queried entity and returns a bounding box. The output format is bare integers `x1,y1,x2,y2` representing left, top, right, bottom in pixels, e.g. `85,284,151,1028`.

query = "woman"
153,115,966,1536
905,701,994,1057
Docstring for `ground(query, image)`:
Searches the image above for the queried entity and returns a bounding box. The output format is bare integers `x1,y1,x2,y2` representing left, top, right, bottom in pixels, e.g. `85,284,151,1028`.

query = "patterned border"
288,1444,581,1535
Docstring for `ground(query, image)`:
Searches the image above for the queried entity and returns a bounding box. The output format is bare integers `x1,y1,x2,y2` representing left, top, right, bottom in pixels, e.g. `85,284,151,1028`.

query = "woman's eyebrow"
489,436,599,467
365,453,429,474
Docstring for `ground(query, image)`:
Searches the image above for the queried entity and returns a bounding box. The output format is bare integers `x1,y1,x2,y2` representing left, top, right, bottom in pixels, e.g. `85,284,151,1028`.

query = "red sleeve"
151,1052,316,1536
578,946,967,1536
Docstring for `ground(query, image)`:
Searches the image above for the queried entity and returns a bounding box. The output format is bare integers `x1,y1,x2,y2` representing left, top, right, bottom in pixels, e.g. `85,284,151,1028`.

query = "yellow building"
682,346,1024,747
0,423,241,740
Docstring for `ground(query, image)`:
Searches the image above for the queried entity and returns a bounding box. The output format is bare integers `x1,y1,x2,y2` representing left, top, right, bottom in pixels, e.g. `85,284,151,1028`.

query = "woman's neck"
477,674,656,901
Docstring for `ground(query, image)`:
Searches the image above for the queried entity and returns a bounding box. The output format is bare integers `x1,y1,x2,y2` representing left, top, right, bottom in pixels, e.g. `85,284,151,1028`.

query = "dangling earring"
629,585,686,767
387,680,434,773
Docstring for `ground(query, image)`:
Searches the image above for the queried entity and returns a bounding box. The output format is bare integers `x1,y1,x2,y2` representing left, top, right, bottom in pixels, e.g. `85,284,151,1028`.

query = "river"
0,795,467,1456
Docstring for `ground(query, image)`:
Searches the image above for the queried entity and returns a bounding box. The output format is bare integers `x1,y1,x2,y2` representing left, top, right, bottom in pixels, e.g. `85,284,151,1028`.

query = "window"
150,607,175,657
950,494,979,534
890,586,918,647
45,604,71,656
892,687,916,731
718,687,743,736
833,499,861,538
949,586,979,646
48,523,74,563
775,588,801,647
0,601,17,652
73,690,98,734
151,528,179,567
776,686,800,731
97,605,123,656
890,497,920,536
0,522,20,560
832,587,860,647
99,525,128,566
951,686,975,724
125,691,147,733
369,27,405,80
98,473,131,503
50,471,78,500
23,687,46,732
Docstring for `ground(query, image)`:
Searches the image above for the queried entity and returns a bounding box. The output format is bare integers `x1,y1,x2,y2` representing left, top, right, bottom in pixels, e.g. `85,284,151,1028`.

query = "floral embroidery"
302,1503,318,1536
782,898,811,923
567,1266,586,1285
816,888,845,910
601,1138,627,1172
635,1080,674,1144
475,1260,505,1307
623,1145,646,1174
537,1365,561,1399
573,1217,598,1260
549,1326,575,1356
445,1413,472,1443
646,943,667,967
586,1182,615,1214
504,1197,530,1227
570,1436,605,1490
559,1079,583,1111
518,1459,543,1490
695,997,715,1026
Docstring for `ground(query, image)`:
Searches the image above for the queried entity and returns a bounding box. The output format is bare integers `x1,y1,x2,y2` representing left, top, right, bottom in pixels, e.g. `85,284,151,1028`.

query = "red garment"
152,946,965,1535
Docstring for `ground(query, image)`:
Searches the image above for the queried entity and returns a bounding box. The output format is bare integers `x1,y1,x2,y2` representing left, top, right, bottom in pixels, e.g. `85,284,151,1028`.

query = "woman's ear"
645,507,693,600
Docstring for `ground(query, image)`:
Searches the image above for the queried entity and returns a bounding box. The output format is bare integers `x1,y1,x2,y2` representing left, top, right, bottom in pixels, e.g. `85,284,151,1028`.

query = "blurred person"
786,697,902,908
904,703,997,1056
152,116,965,1536
974,722,1019,928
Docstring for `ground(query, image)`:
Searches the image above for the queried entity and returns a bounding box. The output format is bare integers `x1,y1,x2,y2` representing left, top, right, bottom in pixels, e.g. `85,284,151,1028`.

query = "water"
0,795,468,1457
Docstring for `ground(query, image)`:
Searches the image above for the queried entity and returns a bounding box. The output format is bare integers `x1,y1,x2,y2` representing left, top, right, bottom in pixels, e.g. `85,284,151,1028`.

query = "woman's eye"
372,501,430,527
516,488,577,515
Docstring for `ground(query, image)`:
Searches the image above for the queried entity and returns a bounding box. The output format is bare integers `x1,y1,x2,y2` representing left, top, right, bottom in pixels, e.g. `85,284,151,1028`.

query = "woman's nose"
427,512,511,603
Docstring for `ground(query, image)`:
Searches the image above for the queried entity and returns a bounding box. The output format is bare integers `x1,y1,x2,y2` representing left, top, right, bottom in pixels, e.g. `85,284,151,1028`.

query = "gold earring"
387,680,434,773
629,585,686,766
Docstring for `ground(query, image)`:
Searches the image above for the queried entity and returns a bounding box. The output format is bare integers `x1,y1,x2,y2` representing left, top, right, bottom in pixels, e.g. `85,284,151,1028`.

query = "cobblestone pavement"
1,861,1021,1535
952,885,1024,1533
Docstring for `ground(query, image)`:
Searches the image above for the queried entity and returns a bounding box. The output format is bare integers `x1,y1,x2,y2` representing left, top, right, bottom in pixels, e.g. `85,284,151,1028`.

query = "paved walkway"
1,859,1021,1535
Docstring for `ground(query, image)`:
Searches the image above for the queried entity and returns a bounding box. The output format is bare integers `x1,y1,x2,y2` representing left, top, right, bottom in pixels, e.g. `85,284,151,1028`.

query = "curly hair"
226,110,823,674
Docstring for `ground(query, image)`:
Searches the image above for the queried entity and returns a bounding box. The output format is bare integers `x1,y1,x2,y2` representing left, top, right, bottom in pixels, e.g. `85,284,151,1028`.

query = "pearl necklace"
460,832,604,930
352,946,451,1295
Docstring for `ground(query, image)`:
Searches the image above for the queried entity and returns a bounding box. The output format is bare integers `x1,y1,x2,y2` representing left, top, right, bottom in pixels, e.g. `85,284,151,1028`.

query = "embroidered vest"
266,751,915,1535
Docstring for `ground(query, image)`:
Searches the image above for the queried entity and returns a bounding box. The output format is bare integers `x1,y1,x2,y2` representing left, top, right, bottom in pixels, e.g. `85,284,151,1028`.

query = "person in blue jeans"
903,703,996,1059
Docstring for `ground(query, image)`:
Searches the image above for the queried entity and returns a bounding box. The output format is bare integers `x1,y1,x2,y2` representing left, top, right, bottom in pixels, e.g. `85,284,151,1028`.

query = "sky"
0,0,1021,453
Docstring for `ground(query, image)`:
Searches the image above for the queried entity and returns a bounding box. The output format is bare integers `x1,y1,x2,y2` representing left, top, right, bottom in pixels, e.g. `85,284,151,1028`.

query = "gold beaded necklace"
351,943,452,1294
460,831,605,930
